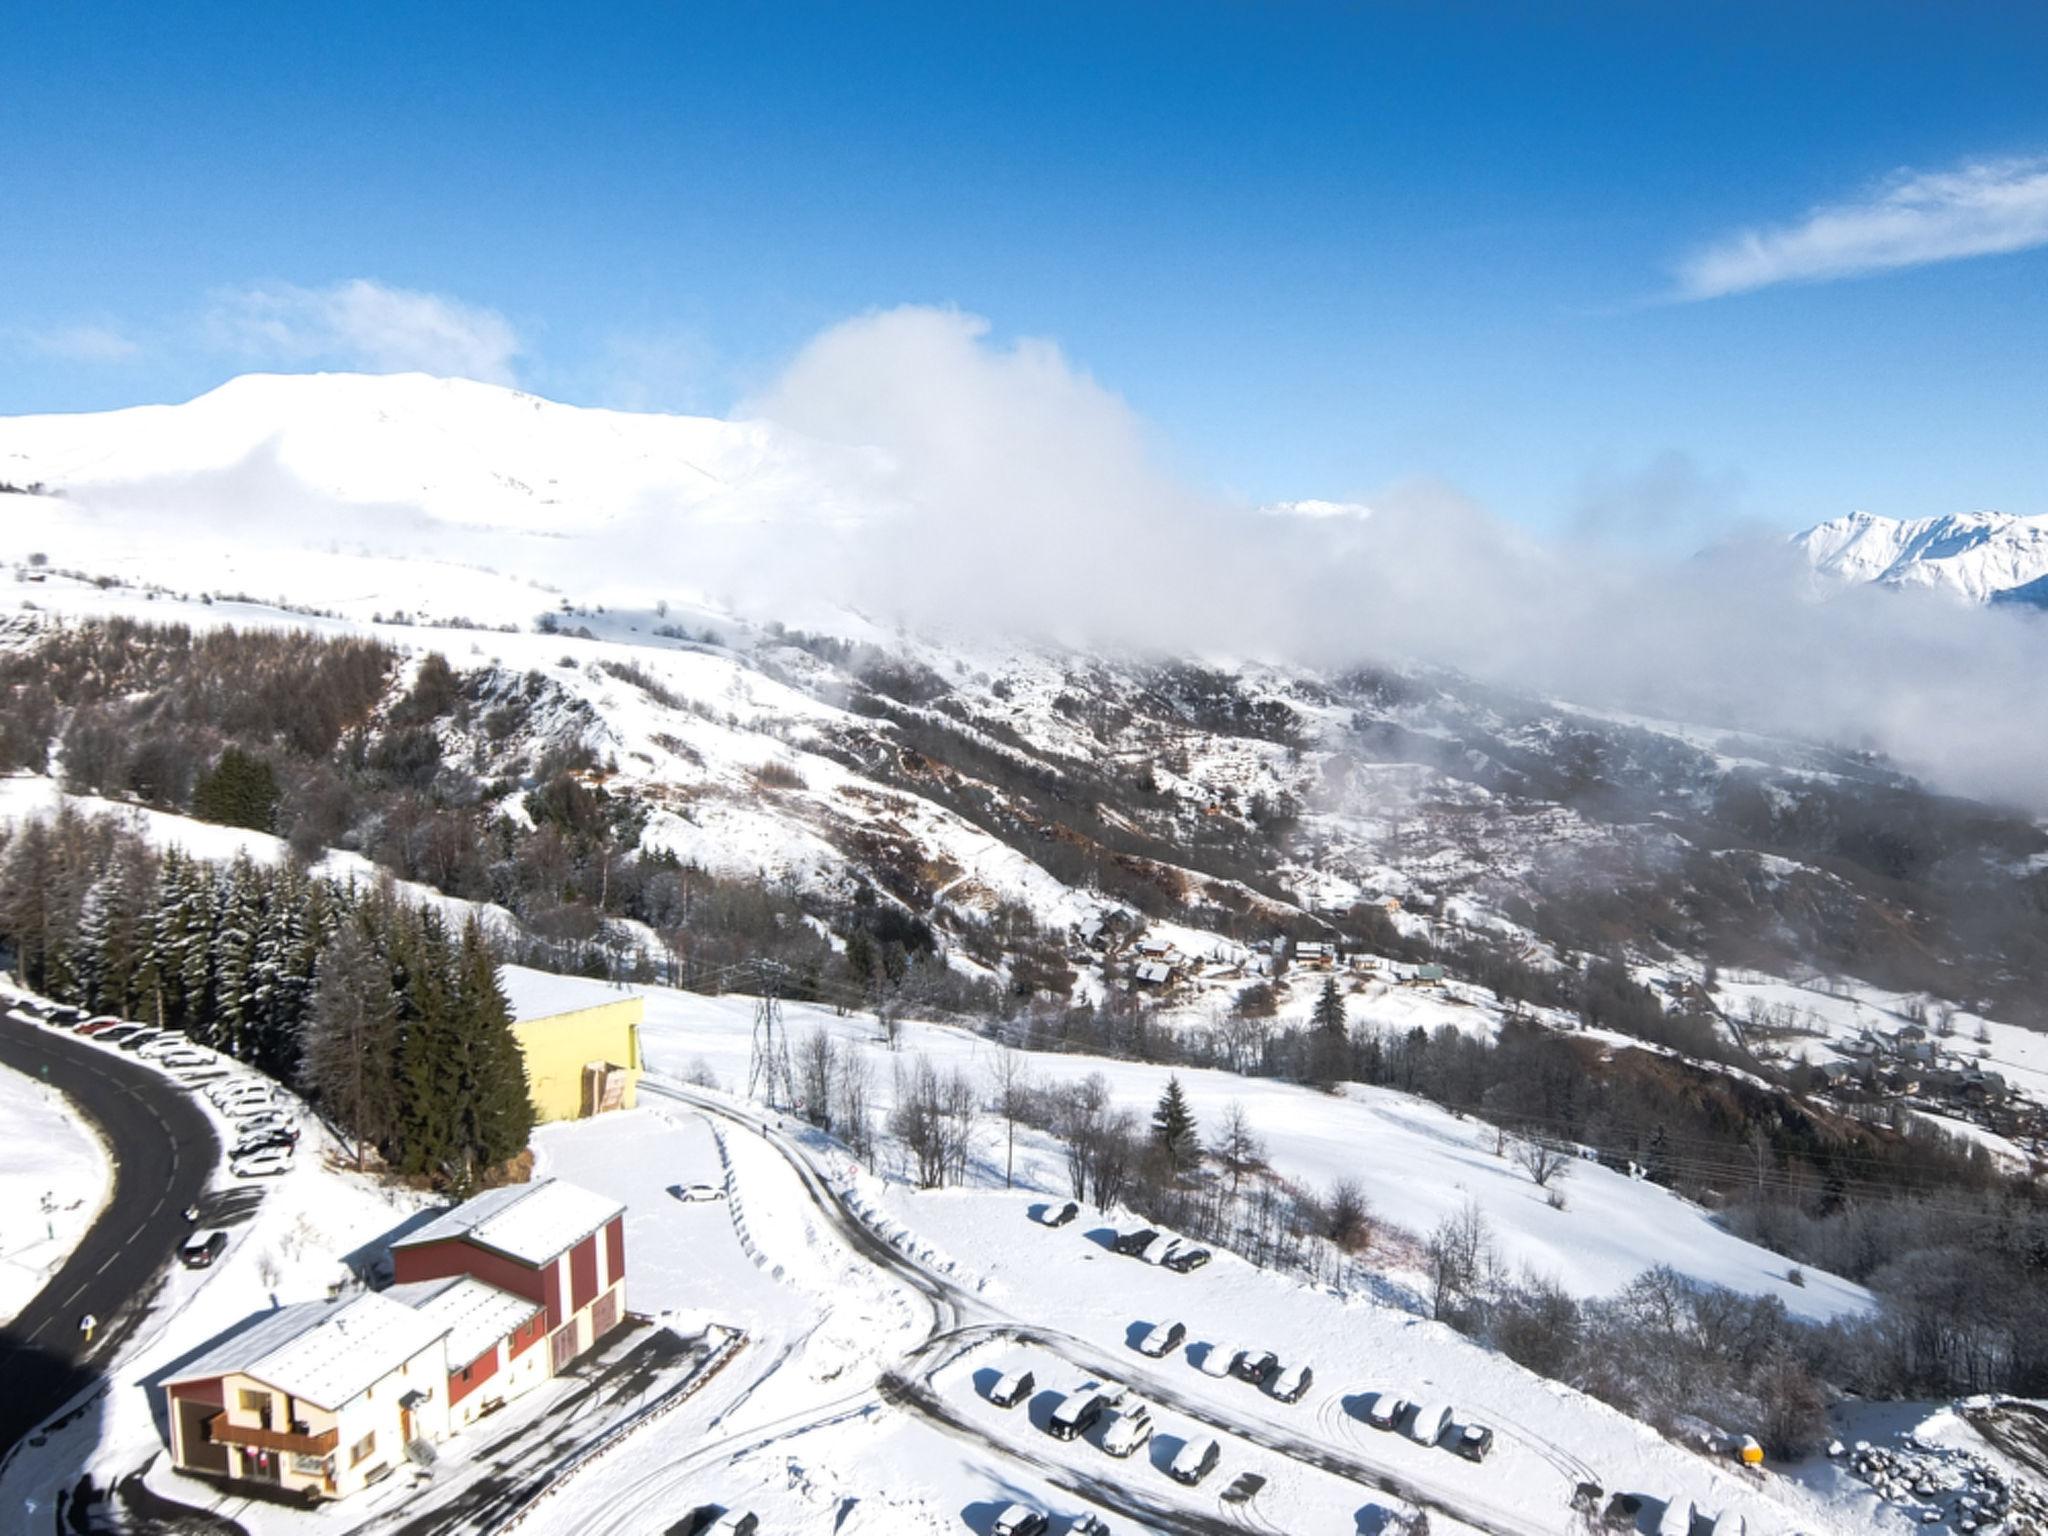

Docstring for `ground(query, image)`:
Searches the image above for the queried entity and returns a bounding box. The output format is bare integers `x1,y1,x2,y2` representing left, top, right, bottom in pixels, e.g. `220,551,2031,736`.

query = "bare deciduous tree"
1514,1135,1575,1189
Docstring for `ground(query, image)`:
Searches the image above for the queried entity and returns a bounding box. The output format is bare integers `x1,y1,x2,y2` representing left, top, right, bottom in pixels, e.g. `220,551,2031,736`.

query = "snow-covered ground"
509,1082,1872,1536
0,1051,111,1324
632,981,1871,1319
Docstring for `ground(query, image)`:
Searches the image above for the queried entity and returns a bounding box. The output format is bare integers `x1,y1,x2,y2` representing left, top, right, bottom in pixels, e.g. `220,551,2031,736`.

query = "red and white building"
162,1178,626,1499
390,1177,628,1391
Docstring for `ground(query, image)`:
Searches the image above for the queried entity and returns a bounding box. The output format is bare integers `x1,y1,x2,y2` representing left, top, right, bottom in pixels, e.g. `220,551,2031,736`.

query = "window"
237,1388,272,1426
350,1432,376,1467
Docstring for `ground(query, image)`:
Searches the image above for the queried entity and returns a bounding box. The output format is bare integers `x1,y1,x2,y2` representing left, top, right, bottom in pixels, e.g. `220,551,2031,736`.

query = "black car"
1111,1228,1159,1257
179,1230,228,1268
1231,1349,1278,1386
1454,1424,1494,1462
1045,1201,1079,1227
988,1368,1035,1408
234,1129,299,1157
1163,1245,1211,1273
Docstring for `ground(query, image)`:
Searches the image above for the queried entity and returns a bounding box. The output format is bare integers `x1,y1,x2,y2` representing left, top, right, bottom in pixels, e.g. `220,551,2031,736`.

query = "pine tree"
210,860,262,1057
1309,976,1350,1089
170,853,219,1033
394,908,461,1182
450,919,535,1190
193,747,280,832
300,918,399,1169
1152,1075,1200,1174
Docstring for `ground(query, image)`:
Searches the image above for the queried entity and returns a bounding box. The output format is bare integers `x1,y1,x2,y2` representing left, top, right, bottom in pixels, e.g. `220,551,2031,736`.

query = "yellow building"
499,967,645,1123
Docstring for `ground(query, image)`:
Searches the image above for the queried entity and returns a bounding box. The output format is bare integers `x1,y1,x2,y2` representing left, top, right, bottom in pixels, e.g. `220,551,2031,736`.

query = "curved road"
641,1078,1555,1536
0,1011,218,1456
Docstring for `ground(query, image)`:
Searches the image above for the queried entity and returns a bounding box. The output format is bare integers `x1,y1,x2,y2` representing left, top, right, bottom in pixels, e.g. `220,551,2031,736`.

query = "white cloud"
206,278,522,382
1676,155,2048,300
29,323,143,364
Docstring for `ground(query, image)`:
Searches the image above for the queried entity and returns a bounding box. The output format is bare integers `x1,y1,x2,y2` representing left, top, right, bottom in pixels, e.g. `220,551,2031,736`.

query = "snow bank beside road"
0,1052,112,1324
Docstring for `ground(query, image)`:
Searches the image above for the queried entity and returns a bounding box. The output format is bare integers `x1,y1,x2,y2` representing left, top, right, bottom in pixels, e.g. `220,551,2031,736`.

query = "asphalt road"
0,1012,218,1454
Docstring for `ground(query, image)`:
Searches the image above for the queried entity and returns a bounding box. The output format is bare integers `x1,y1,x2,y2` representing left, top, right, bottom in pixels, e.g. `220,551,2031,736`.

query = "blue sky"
4,0,2047,538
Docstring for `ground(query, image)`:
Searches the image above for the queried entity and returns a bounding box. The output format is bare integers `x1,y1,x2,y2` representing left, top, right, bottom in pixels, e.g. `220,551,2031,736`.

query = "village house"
162,1178,627,1501
1132,959,1175,988
162,1291,453,1501
391,1177,628,1377
1293,941,1336,969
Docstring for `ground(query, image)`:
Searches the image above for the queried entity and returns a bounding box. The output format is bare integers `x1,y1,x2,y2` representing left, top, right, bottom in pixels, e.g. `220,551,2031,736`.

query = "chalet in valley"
162,1178,626,1501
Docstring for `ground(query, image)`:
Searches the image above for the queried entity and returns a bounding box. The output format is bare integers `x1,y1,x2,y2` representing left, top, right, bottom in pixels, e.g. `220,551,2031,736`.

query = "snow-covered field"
629,980,1871,1319
508,1084,1870,1536
0,1054,111,1324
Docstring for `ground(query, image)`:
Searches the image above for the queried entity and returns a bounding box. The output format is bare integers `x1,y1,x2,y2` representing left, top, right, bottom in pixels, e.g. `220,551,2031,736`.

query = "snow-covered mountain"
0,370,892,538
1794,508,2048,606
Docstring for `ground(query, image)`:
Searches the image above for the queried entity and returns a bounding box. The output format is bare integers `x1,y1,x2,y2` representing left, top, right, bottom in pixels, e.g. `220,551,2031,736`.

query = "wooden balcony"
206,1414,337,1455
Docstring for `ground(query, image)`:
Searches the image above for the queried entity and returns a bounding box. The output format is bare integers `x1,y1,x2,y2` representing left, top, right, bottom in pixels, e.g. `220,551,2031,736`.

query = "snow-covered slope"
0,370,891,537
1794,508,2048,605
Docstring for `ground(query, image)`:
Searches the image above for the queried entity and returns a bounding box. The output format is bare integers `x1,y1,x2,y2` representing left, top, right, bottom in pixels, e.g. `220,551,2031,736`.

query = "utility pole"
747,966,796,1111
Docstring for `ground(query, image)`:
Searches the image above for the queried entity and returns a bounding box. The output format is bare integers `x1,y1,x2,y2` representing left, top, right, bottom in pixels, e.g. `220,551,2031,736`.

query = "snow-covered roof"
498,964,641,1024
165,1291,449,1410
391,1177,624,1267
385,1275,541,1368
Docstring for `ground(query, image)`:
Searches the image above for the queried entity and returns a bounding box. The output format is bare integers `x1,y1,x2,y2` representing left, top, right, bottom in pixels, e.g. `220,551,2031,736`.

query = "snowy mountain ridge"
1793,507,2048,606
0,370,894,539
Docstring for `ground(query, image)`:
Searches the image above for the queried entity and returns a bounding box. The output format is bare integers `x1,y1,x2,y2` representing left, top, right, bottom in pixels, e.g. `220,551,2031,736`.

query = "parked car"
1111,1228,1159,1257
46,1005,83,1026
1703,1512,1744,1536
179,1230,229,1268
1364,1394,1410,1430
1407,1401,1453,1447
669,1183,723,1202
1068,1517,1111,1536
234,1129,299,1158
990,1506,1048,1536
1137,1233,1179,1266
1197,1342,1240,1378
1269,1363,1313,1403
704,1511,759,1536
1655,1496,1694,1536
1134,1320,1186,1358
1100,1404,1152,1459
138,1035,194,1059
1162,1244,1210,1272
224,1097,286,1120
1454,1424,1494,1462
1168,1436,1221,1486
1044,1201,1079,1227
230,1149,293,1179
116,1029,163,1051
1221,1473,1267,1505
78,1016,127,1035
1231,1348,1277,1387
208,1081,269,1105
95,1024,144,1045
155,1050,213,1071
987,1369,1035,1408
1047,1389,1108,1442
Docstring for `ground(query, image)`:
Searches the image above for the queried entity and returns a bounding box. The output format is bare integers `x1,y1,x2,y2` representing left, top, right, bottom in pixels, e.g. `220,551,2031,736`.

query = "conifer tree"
1309,976,1350,1089
1152,1074,1200,1174
300,918,399,1169
193,746,280,832
451,919,535,1189
209,861,262,1057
